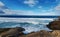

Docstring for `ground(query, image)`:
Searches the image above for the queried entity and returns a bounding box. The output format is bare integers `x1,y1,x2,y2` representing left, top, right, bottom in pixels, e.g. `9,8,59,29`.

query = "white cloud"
24,0,38,7
0,1,60,16
2,9,60,15
0,1,4,7
55,4,60,11
53,2,60,15
54,0,60,11
3,9,34,15
1,7,60,16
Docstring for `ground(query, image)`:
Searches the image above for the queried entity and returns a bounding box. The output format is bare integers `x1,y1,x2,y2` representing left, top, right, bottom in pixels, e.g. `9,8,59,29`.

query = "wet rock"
0,28,10,34
47,20,60,30
0,27,25,37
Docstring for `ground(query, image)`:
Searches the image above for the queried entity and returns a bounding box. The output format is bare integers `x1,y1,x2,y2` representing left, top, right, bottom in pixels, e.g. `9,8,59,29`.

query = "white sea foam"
0,17,54,33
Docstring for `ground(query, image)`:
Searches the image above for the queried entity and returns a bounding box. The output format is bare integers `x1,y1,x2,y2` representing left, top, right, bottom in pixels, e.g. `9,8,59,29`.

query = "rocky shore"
0,18,60,37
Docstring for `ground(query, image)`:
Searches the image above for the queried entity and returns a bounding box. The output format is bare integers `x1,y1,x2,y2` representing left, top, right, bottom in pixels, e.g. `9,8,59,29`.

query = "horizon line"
0,15,59,18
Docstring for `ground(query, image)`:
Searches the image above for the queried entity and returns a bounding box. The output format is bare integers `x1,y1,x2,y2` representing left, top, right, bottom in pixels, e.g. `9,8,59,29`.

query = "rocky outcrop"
0,27,25,37
0,28,10,34
25,30,60,37
47,20,60,30
1,28,60,37
51,30,60,37
25,30,52,37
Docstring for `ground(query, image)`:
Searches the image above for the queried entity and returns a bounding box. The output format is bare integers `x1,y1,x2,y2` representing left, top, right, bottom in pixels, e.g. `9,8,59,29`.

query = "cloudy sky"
0,0,60,15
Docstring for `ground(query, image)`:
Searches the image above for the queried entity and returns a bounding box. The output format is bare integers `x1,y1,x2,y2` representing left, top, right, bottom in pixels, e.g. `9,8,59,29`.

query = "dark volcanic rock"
47,20,60,30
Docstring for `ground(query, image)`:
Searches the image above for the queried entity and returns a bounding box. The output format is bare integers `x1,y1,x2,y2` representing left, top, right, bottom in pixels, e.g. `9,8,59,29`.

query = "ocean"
0,17,58,34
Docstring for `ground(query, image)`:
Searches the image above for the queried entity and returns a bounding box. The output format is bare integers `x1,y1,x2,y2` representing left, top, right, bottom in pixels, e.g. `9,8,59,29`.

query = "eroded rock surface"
0,27,25,37
47,20,60,30
25,30,52,37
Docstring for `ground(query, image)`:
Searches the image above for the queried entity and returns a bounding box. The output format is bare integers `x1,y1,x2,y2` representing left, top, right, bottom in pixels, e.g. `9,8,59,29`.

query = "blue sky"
0,0,60,15
0,0,59,10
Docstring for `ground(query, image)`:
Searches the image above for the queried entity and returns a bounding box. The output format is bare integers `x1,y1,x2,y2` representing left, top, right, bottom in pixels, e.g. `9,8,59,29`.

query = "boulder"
47,21,60,30
0,27,25,37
